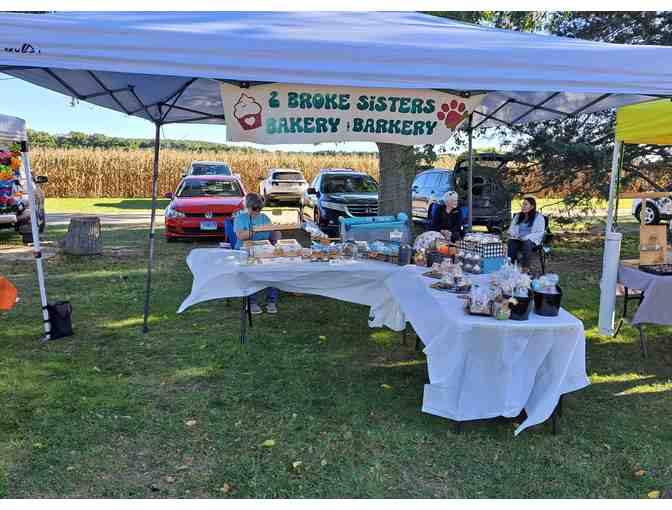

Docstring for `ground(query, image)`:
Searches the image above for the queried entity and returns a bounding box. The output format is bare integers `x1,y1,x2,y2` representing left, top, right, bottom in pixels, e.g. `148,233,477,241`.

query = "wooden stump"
59,216,102,255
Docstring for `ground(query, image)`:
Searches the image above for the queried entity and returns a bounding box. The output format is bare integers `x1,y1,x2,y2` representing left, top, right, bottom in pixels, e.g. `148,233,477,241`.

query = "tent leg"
142,123,162,334
21,143,51,341
467,115,474,232
605,140,623,234
598,140,624,336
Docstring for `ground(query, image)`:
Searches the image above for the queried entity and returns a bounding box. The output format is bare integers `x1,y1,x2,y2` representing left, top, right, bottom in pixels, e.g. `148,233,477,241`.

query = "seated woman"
507,196,545,271
234,192,280,315
430,191,463,242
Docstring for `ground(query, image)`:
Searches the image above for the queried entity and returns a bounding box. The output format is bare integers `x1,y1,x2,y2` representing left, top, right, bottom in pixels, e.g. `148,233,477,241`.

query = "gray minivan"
411,153,512,232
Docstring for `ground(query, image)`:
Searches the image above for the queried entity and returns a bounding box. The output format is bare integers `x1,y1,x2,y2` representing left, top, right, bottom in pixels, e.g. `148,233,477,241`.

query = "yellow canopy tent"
599,99,672,336
616,99,672,145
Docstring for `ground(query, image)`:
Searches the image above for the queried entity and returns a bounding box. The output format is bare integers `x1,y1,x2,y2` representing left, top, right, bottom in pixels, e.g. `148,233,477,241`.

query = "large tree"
375,11,544,218
447,12,672,206
378,11,672,219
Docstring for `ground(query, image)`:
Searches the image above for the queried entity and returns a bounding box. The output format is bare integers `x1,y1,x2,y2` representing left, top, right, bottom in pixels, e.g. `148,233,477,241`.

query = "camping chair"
614,284,647,357
224,217,253,343
532,215,553,274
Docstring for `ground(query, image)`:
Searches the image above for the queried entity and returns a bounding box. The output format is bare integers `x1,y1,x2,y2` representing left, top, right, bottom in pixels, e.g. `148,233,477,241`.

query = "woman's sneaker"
266,302,277,314
250,303,263,315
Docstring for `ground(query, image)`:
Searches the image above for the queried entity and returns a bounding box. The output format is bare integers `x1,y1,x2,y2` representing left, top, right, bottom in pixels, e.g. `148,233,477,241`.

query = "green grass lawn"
1,216,671,498
45,197,636,216
45,198,170,214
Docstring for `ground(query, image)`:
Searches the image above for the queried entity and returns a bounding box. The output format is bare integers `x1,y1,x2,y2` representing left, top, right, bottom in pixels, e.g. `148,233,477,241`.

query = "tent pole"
142,122,162,334
598,139,624,336
467,114,474,231
21,141,51,341
605,140,623,234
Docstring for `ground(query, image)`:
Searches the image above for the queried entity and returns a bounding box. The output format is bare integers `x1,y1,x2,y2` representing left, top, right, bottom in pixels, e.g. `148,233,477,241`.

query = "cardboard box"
639,224,667,265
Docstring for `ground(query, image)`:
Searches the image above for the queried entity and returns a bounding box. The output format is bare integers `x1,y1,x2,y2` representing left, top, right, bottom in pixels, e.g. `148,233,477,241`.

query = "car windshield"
176,180,242,198
190,164,231,176
321,175,378,193
273,172,303,181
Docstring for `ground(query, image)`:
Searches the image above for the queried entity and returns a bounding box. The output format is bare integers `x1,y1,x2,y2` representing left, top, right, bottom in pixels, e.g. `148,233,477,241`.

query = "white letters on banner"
220,83,483,146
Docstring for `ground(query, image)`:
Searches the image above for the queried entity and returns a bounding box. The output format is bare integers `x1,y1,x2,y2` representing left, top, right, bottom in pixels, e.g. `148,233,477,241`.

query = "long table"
178,250,589,436
384,266,589,435
178,249,406,332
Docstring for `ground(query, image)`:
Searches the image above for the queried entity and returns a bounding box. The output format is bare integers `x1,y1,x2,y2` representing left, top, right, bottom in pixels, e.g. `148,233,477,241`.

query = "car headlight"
321,201,347,212
165,206,185,218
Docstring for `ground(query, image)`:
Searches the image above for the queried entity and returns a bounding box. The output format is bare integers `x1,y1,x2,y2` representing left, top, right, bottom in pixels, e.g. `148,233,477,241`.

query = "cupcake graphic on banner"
233,94,262,131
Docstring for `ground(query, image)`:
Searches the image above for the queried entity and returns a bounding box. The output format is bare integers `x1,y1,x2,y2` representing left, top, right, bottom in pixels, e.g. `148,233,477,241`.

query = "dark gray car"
411,152,512,232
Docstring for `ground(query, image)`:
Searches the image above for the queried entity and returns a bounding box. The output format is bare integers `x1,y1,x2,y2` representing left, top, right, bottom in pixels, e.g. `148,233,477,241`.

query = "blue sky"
1,74,498,153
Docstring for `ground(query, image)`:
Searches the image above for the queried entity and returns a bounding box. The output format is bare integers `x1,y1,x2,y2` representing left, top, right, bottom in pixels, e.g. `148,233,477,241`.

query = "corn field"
30,147,457,198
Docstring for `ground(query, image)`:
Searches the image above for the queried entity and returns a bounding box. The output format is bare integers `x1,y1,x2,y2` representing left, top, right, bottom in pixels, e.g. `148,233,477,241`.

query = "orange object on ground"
0,276,18,311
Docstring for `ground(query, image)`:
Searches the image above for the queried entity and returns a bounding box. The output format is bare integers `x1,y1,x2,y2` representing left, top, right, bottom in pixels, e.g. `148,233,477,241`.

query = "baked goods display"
425,260,472,293
244,239,303,264
419,258,554,321
457,233,507,274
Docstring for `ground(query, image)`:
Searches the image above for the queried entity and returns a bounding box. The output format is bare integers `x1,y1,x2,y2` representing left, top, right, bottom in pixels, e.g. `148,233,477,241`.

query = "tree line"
25,129,379,157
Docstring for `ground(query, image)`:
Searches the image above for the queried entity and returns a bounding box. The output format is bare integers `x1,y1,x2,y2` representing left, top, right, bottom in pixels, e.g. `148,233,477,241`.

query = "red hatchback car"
164,175,245,241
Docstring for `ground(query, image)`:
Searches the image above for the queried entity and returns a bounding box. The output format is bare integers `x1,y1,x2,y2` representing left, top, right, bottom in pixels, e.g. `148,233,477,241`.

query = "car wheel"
636,203,660,224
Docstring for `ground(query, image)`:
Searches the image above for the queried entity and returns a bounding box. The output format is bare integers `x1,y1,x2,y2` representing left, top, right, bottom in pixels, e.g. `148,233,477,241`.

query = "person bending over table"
430,191,463,242
507,196,545,272
234,192,280,315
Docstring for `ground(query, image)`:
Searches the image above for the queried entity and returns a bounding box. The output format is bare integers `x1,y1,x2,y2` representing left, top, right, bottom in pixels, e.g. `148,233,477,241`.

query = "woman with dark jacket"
430,191,463,242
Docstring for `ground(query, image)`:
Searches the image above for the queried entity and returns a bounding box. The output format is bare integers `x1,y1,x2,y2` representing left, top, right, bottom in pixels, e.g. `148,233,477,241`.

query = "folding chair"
532,215,554,274
614,284,647,358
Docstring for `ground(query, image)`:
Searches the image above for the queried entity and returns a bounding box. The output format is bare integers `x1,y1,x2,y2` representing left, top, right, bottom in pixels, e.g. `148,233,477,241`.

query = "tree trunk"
376,142,416,218
59,216,102,255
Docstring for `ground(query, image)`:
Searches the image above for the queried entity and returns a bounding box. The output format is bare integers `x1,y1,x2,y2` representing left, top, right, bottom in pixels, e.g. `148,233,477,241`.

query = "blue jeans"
249,287,278,305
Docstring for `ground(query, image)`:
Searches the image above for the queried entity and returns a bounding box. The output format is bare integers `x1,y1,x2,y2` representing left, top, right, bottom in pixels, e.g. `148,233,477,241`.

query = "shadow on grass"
93,199,170,211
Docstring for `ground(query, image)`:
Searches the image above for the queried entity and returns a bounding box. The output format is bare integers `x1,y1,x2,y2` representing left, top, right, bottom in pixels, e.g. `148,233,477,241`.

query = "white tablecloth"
178,249,406,331
618,264,672,326
384,266,590,435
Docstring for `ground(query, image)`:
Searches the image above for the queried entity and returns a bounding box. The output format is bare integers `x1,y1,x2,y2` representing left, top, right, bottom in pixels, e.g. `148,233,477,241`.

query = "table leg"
551,395,563,435
637,324,648,359
240,296,248,345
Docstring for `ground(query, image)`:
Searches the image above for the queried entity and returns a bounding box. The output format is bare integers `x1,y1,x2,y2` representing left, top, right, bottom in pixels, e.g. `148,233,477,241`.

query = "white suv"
259,168,308,205
633,196,672,225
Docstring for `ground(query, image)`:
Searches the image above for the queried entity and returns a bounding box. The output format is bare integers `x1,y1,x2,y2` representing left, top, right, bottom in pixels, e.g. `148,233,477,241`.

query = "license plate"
200,221,218,231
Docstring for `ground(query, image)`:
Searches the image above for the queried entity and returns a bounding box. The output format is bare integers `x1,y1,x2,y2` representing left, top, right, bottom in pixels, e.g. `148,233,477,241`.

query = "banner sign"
220,83,483,146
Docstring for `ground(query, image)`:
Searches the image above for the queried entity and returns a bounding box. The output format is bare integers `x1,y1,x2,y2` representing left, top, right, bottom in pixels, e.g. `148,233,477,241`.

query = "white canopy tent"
0,113,50,339
1,11,672,334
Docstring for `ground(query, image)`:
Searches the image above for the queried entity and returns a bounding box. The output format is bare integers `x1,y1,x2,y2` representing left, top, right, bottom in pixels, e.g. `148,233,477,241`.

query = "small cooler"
339,213,410,243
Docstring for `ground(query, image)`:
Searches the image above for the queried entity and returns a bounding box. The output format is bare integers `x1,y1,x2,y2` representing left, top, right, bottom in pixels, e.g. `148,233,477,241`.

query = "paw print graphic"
437,100,467,129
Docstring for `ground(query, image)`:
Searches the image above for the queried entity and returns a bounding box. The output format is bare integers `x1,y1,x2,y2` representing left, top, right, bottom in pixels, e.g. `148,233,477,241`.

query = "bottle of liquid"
398,242,412,266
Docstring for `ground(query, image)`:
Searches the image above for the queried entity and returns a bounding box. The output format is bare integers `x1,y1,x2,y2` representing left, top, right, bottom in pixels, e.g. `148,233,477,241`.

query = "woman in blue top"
234,192,280,314
507,196,545,271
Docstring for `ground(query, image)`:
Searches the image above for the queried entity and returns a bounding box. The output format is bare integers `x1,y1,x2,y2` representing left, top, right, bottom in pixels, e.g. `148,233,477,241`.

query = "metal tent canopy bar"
2,11,672,335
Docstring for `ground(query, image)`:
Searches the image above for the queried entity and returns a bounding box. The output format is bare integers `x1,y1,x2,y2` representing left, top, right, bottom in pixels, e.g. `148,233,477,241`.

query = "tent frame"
3,60,672,335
